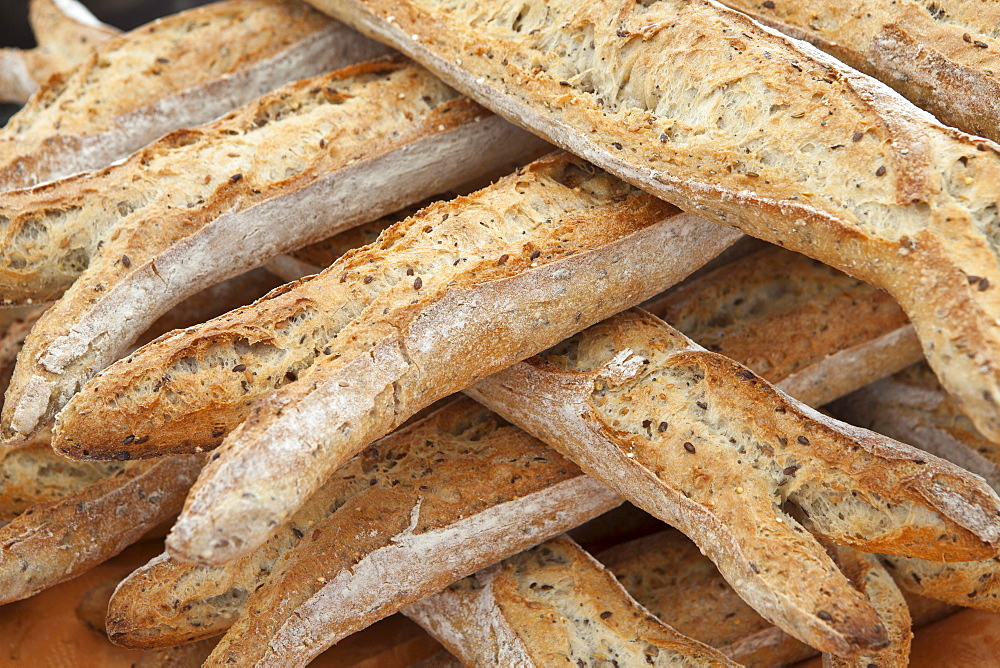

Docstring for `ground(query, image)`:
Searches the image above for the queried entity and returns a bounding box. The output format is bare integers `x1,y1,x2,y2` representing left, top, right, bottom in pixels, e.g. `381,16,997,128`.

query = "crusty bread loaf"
646,246,922,407
0,305,44,410
186,398,617,665
2,57,545,445
598,529,817,667
0,0,119,104
468,308,1000,655
312,0,1000,445
108,397,618,652
50,152,736,564
0,0,391,191
720,0,1000,143
831,363,1000,612
0,454,200,604
822,544,911,668
403,534,740,667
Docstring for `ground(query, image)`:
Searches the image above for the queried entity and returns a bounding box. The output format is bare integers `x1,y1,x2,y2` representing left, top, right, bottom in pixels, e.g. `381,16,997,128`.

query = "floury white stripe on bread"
1,56,545,444
402,535,739,667
0,0,391,191
51,153,738,564
310,0,1000,447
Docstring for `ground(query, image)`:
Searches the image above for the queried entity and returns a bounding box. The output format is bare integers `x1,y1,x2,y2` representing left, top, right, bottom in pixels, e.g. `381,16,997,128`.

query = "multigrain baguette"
50,152,737,564
1,57,545,444
177,398,616,666
598,529,817,667
313,0,1000,443
402,534,739,667
645,246,922,407
831,364,1000,612
0,0,390,191
719,0,1000,143
0,0,119,104
107,397,618,650
467,308,1000,655
0,454,201,605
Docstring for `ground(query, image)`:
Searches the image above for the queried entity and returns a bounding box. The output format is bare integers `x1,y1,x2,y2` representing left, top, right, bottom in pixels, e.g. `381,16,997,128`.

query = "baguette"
831,363,1000,612
645,246,922,407
106,397,616,649
312,0,1000,444
177,398,616,665
598,529,816,667
467,308,1000,655
719,0,1000,143
402,534,739,667
0,454,201,604
51,152,737,563
0,0,391,191
0,0,119,104
1,57,545,444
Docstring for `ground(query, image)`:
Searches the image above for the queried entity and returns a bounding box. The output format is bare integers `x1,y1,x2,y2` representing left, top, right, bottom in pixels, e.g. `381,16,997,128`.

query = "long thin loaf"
467,308,1000,655
312,0,1000,444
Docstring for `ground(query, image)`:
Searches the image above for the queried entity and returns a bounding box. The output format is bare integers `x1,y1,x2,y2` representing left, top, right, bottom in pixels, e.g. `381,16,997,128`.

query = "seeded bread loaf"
51,152,736,564
107,397,618,651
0,0,119,104
2,57,544,445
467,308,1000,655
312,0,1000,445
646,246,922,407
0,454,201,605
831,364,1000,612
185,398,616,665
402,534,740,667
720,0,1000,144
0,0,391,191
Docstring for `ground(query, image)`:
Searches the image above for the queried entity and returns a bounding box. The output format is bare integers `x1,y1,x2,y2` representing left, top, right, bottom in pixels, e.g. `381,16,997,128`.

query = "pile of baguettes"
4,0,1000,665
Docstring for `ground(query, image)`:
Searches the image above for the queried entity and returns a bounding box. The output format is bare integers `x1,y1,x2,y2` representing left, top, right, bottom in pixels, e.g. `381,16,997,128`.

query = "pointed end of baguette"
1,373,55,446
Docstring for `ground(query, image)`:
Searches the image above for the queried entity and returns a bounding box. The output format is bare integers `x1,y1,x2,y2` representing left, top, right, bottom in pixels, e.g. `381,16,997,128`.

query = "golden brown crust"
311,0,1000,446
468,308,1000,655
0,0,388,191
721,0,1000,143
0,454,200,605
403,535,740,667
646,246,922,406
0,428,122,522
